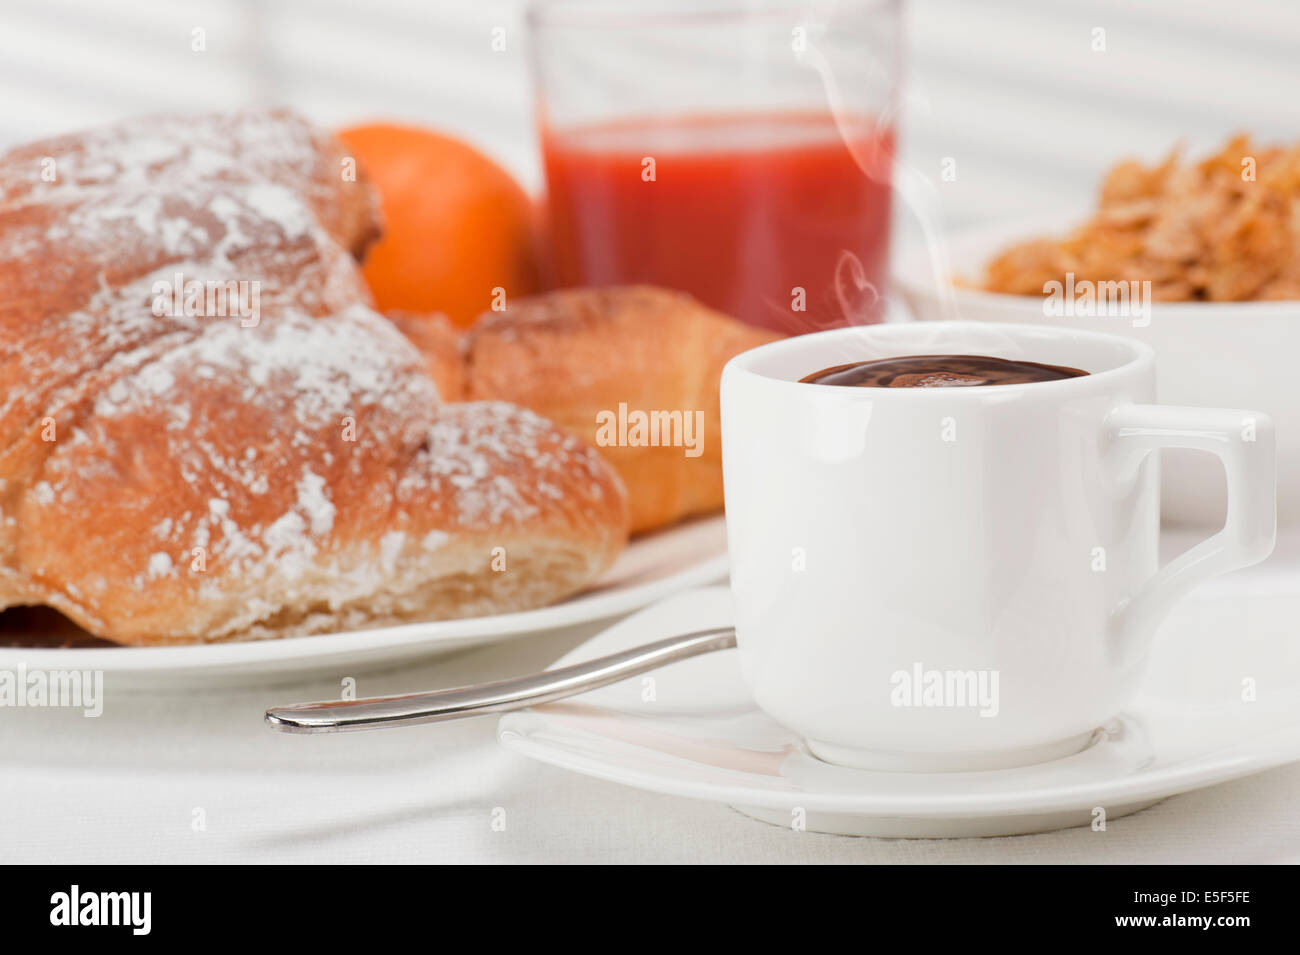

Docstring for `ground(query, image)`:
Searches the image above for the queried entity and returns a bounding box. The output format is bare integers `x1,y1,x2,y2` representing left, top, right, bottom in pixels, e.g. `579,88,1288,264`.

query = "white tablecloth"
4,530,1300,864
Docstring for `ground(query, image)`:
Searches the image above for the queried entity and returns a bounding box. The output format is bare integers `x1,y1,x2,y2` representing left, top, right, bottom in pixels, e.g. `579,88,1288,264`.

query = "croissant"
0,110,628,646
391,287,782,534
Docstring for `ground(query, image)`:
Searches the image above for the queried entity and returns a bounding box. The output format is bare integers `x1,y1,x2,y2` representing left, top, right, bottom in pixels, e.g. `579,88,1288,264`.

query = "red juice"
540,112,894,334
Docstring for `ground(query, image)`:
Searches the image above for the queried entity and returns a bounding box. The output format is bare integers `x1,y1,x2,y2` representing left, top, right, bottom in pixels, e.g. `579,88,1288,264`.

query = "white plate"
0,516,728,689
498,565,1300,838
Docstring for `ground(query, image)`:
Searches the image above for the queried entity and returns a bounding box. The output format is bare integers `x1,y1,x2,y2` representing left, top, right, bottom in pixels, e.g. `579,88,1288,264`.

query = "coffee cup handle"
1105,404,1276,657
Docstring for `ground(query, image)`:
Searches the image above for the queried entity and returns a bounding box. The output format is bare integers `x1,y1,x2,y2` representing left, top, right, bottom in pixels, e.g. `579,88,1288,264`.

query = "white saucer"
0,517,727,689
498,579,1300,838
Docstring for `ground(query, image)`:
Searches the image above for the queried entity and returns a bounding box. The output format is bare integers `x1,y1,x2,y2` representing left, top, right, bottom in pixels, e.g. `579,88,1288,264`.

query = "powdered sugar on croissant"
0,110,627,645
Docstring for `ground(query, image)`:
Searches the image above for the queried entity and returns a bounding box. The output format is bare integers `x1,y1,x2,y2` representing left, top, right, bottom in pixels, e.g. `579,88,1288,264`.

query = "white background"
6,0,1300,227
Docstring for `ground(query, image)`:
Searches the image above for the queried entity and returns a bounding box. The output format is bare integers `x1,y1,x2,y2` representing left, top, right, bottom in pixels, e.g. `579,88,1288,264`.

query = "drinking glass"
527,0,902,334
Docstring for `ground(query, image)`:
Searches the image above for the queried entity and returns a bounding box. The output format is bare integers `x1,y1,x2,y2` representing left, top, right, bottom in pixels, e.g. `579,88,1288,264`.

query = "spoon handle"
265,627,737,734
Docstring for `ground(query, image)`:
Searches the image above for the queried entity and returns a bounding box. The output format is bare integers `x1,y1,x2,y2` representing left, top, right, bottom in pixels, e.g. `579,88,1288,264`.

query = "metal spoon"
265,626,737,734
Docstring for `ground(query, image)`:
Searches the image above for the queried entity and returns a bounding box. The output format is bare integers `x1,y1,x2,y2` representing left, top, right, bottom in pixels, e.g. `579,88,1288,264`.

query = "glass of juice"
527,0,900,334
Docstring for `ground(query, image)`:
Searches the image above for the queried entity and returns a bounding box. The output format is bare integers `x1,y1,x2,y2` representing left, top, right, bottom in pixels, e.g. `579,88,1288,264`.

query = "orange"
339,123,541,325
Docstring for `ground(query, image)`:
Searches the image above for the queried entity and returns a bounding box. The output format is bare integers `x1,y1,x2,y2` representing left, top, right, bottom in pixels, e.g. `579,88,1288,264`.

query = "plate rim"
0,536,728,674
498,714,1300,818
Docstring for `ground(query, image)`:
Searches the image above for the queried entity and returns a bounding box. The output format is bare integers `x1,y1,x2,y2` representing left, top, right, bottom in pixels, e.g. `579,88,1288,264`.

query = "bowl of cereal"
897,137,1300,526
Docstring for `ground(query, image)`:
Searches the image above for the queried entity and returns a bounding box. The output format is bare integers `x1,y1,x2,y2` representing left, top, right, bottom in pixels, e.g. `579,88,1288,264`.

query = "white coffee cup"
720,321,1276,772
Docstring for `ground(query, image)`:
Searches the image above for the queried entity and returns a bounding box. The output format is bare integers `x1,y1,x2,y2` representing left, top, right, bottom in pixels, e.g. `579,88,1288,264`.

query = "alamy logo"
1042,272,1151,327
50,885,151,935
152,271,261,327
0,665,103,717
890,663,1000,717
594,403,703,458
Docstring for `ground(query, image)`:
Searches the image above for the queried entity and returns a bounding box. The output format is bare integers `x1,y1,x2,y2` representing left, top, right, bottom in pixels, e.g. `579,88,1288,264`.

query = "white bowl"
895,218,1300,526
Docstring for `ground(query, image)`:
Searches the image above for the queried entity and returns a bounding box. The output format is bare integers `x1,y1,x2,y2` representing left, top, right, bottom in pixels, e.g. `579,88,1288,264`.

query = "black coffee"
800,354,1089,388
